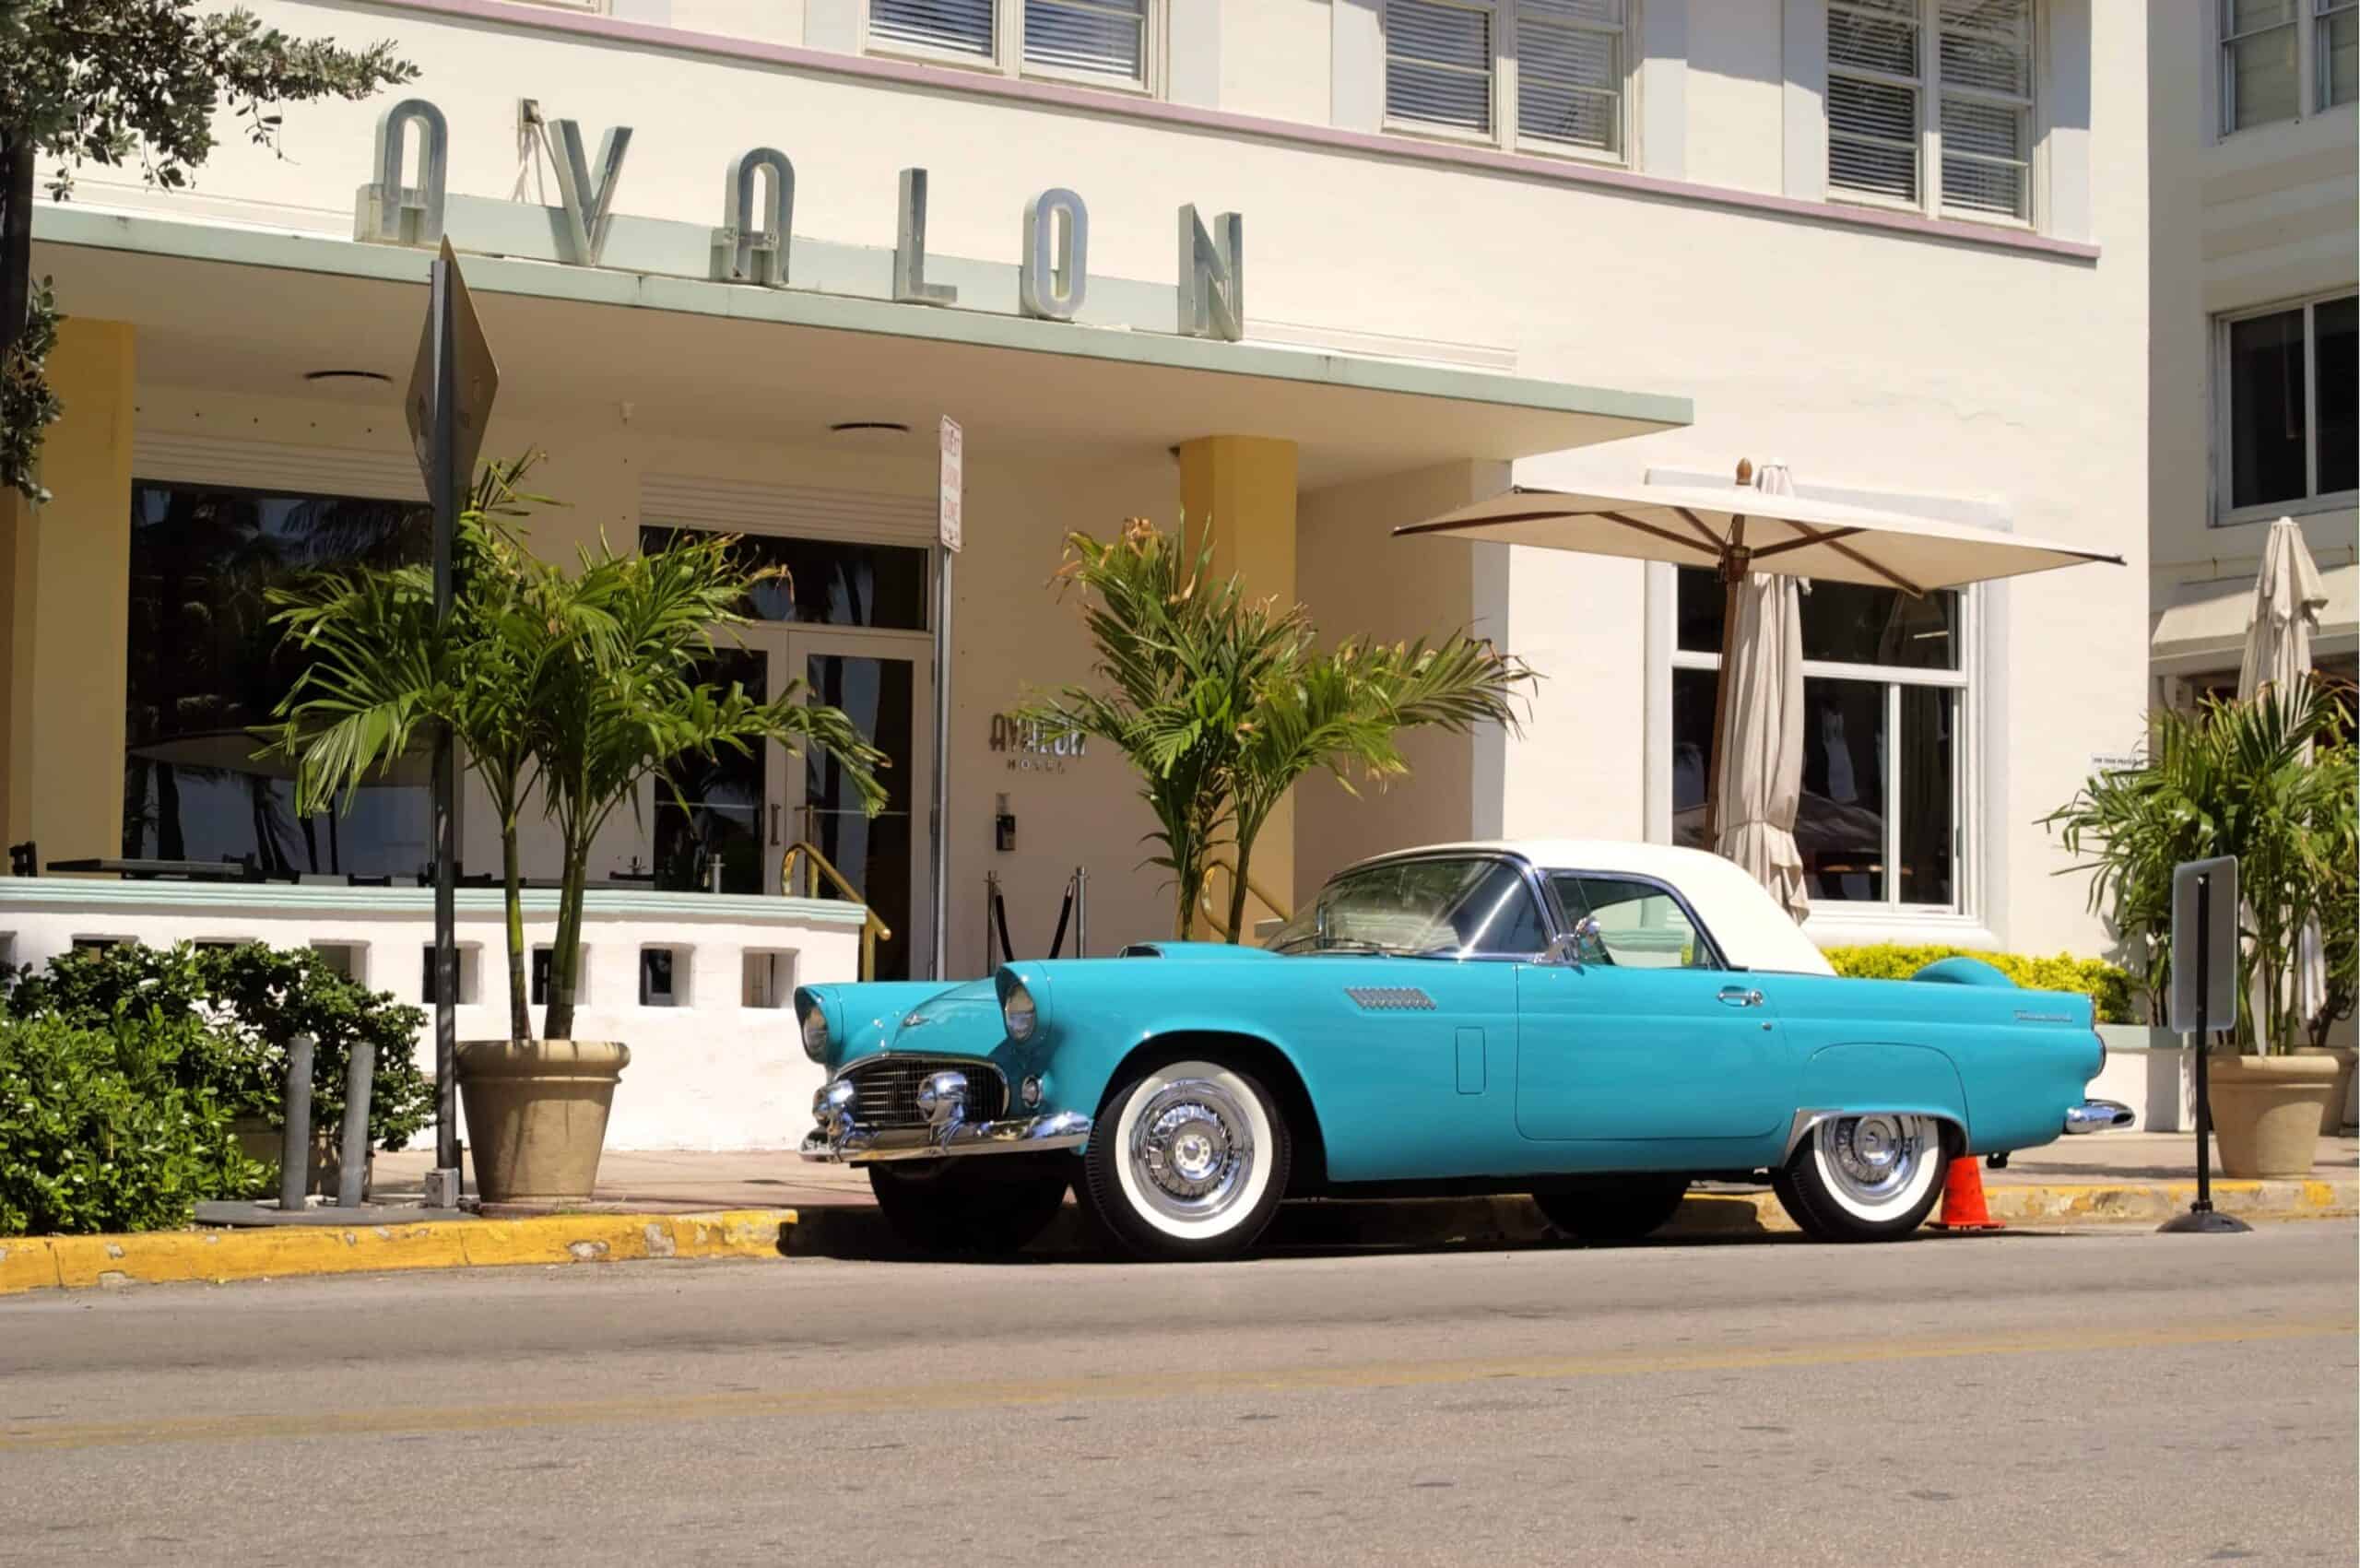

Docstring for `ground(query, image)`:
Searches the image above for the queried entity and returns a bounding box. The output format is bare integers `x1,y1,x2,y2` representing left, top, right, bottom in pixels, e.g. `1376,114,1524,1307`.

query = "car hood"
889,977,1002,1046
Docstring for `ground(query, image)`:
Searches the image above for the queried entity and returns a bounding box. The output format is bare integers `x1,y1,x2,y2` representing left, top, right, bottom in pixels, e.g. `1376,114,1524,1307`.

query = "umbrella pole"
1705,520,1748,851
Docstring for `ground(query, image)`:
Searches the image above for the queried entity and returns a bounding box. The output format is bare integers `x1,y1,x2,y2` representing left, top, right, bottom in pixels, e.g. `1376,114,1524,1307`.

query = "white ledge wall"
0,884,867,1150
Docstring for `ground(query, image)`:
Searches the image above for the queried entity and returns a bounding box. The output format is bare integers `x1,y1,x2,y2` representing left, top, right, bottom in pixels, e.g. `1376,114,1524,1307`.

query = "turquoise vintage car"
796,841,2130,1261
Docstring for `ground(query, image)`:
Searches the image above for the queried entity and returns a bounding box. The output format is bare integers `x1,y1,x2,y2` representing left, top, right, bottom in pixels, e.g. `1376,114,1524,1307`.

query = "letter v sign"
549,120,633,266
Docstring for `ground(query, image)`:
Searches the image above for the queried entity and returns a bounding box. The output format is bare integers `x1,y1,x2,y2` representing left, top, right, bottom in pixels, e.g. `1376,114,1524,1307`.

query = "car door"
1514,874,1795,1142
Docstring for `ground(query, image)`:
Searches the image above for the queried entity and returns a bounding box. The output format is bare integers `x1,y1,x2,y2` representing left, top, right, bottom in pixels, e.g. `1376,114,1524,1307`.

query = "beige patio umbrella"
1395,464,2126,901
1714,464,1809,920
2237,516,2330,1038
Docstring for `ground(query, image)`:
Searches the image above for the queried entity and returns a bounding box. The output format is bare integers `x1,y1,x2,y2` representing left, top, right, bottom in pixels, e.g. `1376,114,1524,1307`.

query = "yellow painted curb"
0,1209,796,1296
1664,1180,2355,1235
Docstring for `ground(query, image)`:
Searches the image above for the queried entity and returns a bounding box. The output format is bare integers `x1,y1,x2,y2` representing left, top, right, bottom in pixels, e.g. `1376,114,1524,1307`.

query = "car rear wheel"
1771,1114,1950,1242
867,1155,1071,1257
1080,1057,1292,1262
1532,1176,1691,1243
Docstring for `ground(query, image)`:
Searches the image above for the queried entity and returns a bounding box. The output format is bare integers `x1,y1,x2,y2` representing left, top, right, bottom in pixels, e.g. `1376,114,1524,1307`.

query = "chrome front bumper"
799,1067,1091,1164
2063,1098,2136,1134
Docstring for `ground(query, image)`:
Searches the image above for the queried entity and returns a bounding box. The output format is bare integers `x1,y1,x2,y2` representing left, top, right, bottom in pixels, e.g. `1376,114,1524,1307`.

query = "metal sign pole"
429,256,462,1198
2161,861,2250,1234
931,416,962,983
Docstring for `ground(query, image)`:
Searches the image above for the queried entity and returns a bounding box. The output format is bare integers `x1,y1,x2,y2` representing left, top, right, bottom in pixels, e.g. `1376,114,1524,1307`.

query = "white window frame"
1380,0,1640,169
2317,0,2358,110
1670,584,1980,921
2212,289,2360,527
864,0,1163,96
1826,0,2038,229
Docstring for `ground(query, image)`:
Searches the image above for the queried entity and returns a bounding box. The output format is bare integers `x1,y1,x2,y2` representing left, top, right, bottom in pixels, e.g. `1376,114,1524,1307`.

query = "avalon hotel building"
1,1,2253,1145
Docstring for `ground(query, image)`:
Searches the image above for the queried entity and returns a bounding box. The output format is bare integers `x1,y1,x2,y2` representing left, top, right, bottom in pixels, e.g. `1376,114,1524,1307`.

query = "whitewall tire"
1771,1114,1950,1243
1080,1058,1292,1261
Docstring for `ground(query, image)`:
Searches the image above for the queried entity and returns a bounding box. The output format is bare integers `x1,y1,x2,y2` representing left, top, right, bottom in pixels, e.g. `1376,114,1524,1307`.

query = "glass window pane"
1270,858,1546,957
1675,565,1724,654
1670,665,1716,848
2326,7,2359,105
2227,0,2294,32
1517,7,1622,153
1681,567,1961,669
1555,874,1717,969
806,654,915,979
1827,76,1920,201
2227,26,2301,128
1898,686,1956,908
124,483,431,880
1024,0,1145,79
1800,677,1886,902
653,649,767,895
871,0,995,55
1828,5,1919,75
1386,0,1494,133
2316,296,2357,495
2227,307,2309,508
640,526,928,629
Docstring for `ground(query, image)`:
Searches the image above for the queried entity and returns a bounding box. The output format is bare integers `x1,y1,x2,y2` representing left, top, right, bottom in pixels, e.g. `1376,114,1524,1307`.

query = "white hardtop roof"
1358,839,1835,976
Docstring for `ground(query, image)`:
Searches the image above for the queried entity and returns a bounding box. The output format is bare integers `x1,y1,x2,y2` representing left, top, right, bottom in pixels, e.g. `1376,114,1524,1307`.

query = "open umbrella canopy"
1393,479,2124,595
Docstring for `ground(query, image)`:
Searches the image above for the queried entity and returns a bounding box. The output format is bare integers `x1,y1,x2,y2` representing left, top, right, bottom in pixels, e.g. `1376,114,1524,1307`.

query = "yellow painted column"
1,320,134,866
1176,434,1298,939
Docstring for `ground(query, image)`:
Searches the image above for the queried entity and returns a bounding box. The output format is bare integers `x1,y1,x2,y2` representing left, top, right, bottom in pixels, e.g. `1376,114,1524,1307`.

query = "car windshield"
1268,858,1550,959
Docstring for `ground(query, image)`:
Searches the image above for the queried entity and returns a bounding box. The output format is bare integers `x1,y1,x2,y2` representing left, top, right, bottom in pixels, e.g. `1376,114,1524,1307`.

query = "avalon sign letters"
357,99,1245,342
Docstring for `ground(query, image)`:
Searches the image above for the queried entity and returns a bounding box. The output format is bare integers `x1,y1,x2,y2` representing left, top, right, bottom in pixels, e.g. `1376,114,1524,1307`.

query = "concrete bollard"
278,1032,315,1212
336,1037,375,1209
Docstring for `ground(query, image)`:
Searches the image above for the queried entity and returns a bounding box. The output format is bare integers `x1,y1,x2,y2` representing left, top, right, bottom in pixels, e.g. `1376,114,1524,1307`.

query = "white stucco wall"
33,0,2153,975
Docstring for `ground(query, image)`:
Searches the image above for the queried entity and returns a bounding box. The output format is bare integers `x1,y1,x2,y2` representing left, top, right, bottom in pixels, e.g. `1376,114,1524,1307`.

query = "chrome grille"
839,1056,1009,1129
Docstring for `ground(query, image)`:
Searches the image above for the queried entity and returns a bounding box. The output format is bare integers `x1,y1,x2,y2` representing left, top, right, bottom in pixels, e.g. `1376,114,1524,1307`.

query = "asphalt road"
1,1220,2353,1567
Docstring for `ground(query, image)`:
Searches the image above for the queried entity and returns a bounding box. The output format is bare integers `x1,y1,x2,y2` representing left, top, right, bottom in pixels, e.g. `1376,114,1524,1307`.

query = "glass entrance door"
769,629,932,982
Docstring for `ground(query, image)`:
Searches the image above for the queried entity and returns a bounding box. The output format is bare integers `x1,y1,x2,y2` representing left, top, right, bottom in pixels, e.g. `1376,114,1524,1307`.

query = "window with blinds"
1386,0,1495,134
1382,0,1629,156
2323,0,2360,108
1518,0,1625,153
1024,0,1147,82
2221,0,2300,128
871,0,996,58
1827,0,2032,222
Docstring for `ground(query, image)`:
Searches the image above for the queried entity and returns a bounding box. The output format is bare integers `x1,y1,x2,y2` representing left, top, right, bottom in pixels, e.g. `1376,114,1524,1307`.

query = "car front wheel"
1771,1114,1950,1242
1080,1057,1292,1262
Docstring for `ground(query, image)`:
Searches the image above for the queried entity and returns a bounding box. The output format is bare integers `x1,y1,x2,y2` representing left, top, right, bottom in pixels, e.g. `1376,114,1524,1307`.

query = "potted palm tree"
270,456,883,1203
2047,679,2355,1176
1029,518,1532,942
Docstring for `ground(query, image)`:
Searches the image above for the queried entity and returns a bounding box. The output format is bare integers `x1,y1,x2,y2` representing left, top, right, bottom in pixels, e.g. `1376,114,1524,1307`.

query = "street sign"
938,415,963,554
2169,856,2239,1037
405,238,500,505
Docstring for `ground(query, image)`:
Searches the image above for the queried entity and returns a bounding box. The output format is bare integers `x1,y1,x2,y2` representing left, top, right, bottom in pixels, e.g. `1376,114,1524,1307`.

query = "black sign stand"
2161,869,2250,1234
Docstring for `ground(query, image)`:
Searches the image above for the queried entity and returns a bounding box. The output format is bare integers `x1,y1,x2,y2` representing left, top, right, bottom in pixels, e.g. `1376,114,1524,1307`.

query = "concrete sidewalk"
374,1133,2358,1247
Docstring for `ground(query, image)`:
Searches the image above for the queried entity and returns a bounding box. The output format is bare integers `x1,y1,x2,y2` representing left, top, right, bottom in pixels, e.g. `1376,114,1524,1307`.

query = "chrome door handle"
1717,986,1764,1008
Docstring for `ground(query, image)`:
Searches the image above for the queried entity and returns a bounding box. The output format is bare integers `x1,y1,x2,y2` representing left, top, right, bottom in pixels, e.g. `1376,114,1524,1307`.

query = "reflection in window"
1271,858,1548,957
653,649,768,895
124,482,431,879
1552,874,1717,970
1671,567,1965,912
640,527,928,630
2223,294,2358,513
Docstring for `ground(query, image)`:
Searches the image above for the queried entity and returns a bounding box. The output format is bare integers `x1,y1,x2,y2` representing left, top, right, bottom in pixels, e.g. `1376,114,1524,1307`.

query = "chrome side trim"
2063,1099,2135,1135
799,1109,1092,1164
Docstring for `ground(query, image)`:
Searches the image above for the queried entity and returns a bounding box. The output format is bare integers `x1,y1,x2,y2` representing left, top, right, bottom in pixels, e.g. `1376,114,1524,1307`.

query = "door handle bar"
1717,986,1764,1008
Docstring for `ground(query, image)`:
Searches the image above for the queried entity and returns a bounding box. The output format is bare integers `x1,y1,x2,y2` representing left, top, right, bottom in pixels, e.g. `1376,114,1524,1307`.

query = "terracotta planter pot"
230,1117,369,1200
2290,1046,2359,1136
2207,1051,2339,1180
454,1039,631,1205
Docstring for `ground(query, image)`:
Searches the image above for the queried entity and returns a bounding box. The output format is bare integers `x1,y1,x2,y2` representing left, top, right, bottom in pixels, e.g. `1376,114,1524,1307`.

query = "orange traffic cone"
1929,1154,2004,1232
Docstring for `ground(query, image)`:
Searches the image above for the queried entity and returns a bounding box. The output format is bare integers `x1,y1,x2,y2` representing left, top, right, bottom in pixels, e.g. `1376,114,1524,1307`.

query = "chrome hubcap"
1130,1079,1255,1222
1823,1114,1930,1208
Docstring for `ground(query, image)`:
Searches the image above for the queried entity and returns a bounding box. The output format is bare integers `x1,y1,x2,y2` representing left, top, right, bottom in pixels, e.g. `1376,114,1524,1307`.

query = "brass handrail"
779,840,891,983
1199,858,1292,945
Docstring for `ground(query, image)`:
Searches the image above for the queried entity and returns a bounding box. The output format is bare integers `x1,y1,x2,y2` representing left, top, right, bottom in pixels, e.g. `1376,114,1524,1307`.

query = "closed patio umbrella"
1395,465,2125,902
2237,516,2330,1039
1713,464,1808,920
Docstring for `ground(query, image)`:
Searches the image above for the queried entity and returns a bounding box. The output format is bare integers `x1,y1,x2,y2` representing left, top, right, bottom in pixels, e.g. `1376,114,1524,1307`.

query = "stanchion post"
1074,865,1088,959
336,1037,375,1210
2161,858,2250,1235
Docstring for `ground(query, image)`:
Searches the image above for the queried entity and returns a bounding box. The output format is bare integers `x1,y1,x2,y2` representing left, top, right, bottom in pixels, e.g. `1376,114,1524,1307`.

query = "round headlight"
799,1002,831,1062
1002,982,1038,1043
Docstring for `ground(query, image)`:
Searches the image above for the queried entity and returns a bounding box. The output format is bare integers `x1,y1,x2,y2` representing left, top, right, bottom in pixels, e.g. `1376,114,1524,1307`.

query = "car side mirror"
1543,916,1602,968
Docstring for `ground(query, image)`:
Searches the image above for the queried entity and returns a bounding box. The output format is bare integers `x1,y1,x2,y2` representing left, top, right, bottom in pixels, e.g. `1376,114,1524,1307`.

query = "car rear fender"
1787,1043,1970,1159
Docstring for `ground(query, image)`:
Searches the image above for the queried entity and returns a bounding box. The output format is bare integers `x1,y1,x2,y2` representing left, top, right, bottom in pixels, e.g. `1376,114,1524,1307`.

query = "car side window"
1271,857,1550,958
1552,875,1720,972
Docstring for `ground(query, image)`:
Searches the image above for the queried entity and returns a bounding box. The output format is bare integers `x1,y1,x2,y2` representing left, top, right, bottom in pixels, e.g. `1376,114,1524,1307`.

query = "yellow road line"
6,1317,2348,1454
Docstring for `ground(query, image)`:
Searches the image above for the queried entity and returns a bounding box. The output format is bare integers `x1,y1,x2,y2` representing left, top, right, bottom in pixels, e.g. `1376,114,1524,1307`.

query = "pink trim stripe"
360,0,2102,264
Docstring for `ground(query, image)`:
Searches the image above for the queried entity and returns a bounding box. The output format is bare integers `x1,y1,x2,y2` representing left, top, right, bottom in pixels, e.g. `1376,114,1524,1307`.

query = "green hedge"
1823,944,2136,1024
7,942,431,1150
0,1014,267,1236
